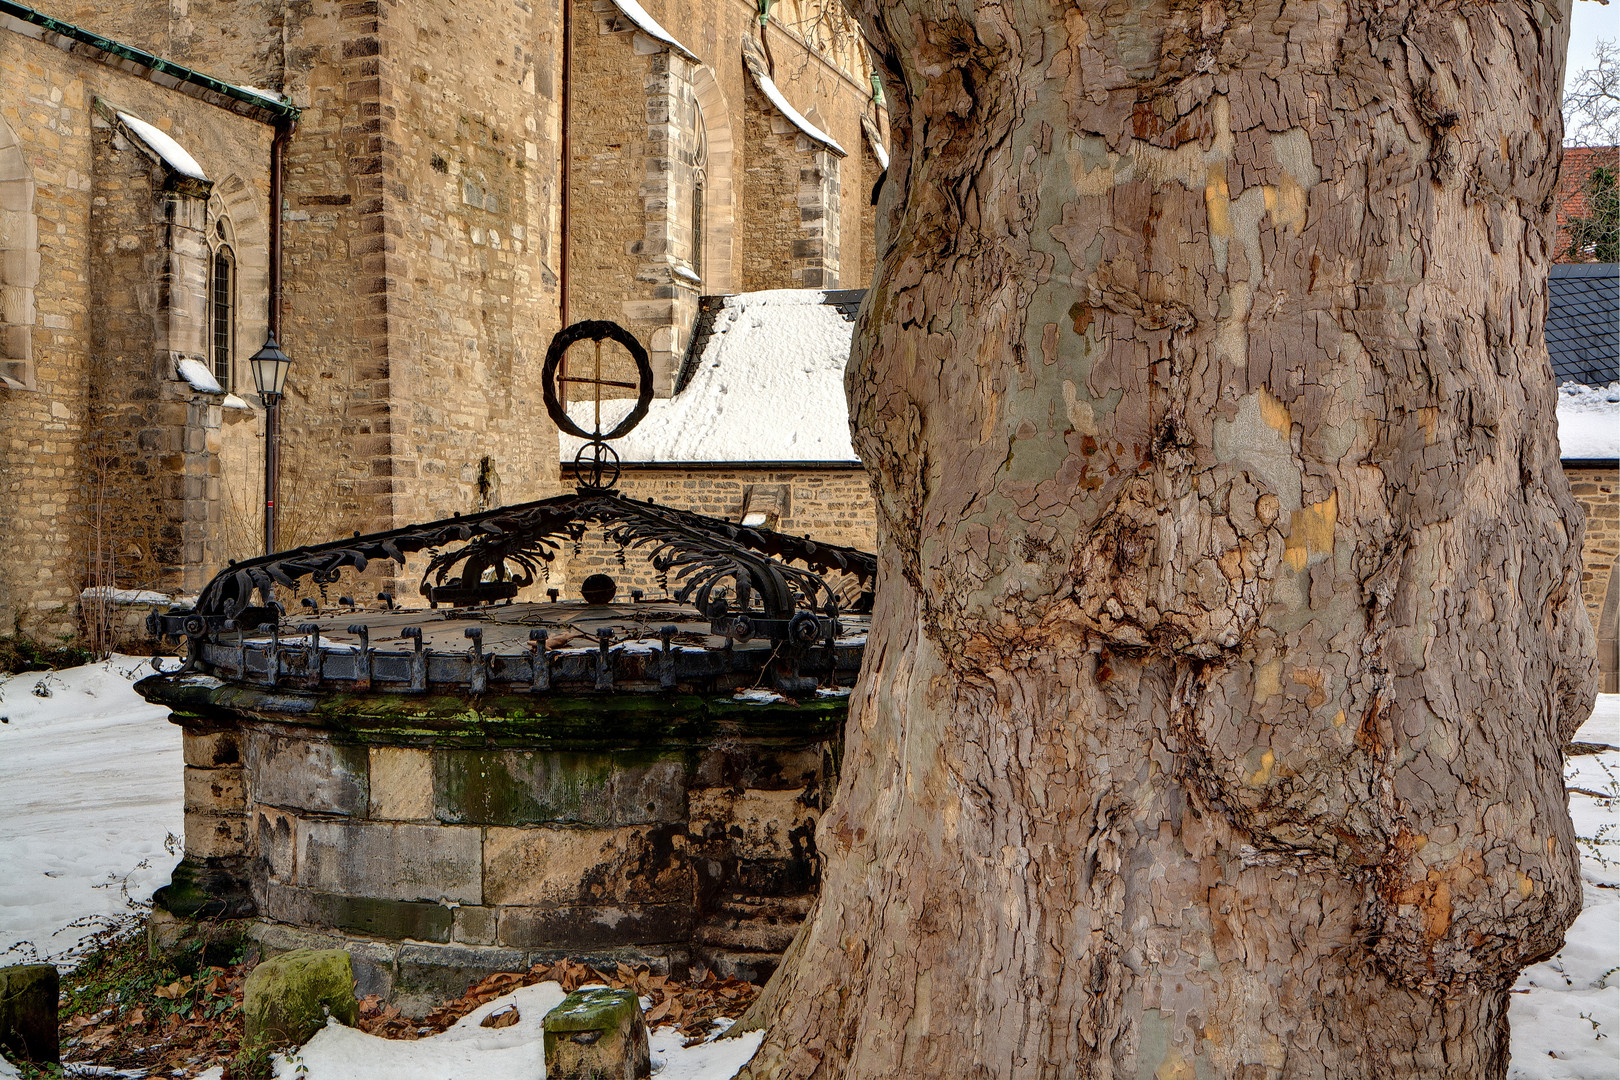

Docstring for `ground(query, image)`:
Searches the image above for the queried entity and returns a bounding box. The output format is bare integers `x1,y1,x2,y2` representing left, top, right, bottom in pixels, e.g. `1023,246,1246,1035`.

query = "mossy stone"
0,963,58,1064
543,987,650,1079
241,948,358,1051
324,895,453,942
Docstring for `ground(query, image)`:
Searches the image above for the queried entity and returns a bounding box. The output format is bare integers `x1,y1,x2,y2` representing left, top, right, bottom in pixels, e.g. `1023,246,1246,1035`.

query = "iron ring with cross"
542,320,656,490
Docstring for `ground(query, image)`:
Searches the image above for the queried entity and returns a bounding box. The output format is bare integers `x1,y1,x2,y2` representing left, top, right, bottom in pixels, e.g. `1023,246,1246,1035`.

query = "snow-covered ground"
1510,693,1620,1080
1556,383,1620,460
181,984,764,1080
0,656,181,966
0,659,1616,1077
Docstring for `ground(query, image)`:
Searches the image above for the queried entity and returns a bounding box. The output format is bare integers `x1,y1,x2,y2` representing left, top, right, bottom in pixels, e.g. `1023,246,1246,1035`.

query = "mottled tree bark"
737,2,1599,1077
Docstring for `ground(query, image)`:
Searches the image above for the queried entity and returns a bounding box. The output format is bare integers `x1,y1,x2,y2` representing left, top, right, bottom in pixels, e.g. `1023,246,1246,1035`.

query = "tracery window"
690,104,708,282
0,117,37,391
207,208,236,390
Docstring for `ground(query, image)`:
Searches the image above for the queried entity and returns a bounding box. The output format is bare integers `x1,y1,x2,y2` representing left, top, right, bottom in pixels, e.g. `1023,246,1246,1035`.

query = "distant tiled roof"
1547,263,1619,385
1554,146,1618,261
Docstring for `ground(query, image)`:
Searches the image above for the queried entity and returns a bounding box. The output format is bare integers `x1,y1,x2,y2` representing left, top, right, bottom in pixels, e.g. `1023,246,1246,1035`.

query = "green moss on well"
138,673,846,748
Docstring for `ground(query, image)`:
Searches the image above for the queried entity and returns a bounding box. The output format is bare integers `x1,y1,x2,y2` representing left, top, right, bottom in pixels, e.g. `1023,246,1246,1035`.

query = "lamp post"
249,334,291,555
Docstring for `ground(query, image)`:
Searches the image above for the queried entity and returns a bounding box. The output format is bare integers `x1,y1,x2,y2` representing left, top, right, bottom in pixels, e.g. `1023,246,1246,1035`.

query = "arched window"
690,104,708,282
207,207,236,390
0,117,37,391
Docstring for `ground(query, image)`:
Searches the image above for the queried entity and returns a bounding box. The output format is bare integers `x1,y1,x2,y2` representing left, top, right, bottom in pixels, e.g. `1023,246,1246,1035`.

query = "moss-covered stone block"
543,987,650,1080
153,854,255,919
435,749,688,826
241,948,358,1051
0,963,58,1065
324,895,455,943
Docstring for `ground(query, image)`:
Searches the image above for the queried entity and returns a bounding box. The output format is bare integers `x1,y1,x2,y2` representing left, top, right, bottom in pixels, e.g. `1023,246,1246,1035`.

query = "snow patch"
79,586,174,605
1508,693,1620,1077
0,656,180,966
733,689,789,705
229,84,289,105
258,981,762,1079
115,112,207,181
222,392,253,410
560,290,857,463
865,128,889,171
176,357,223,394
1557,382,1620,460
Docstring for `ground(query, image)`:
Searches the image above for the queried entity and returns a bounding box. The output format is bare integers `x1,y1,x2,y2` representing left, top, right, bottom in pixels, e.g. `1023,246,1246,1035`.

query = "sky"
1567,0,1616,91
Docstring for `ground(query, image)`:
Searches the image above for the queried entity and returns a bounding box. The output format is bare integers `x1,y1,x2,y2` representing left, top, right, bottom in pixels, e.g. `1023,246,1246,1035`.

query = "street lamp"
249,334,292,555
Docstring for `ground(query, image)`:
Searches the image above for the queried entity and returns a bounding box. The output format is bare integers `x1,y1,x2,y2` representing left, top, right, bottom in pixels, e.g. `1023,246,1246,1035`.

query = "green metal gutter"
0,0,300,125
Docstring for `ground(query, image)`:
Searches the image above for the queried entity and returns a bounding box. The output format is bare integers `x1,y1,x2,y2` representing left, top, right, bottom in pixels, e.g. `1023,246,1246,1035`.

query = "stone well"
138,596,865,1015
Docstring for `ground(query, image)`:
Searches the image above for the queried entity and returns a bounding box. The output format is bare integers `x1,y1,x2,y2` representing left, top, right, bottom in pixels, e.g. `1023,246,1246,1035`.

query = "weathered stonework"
0,31,273,637
1567,462,1618,692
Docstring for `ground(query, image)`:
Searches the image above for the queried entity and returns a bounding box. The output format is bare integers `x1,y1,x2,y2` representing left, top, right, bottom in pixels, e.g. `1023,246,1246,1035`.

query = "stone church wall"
6,0,886,641
0,35,273,637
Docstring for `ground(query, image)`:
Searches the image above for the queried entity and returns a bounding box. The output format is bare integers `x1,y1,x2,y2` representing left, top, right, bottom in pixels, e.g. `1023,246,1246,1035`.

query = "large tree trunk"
738,2,1598,1077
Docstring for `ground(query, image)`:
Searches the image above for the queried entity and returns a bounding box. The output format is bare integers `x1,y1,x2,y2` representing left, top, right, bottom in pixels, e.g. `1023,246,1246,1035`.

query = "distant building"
1553,145,1617,262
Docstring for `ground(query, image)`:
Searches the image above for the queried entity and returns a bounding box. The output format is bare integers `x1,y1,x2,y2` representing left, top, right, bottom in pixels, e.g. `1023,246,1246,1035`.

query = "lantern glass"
249,335,291,401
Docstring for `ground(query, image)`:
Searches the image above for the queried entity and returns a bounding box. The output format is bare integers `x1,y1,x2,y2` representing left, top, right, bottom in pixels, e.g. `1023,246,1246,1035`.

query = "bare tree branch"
1565,37,1620,147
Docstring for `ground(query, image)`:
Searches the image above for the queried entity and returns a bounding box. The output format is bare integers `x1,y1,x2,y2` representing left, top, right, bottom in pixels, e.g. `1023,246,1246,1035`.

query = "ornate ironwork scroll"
167,320,877,646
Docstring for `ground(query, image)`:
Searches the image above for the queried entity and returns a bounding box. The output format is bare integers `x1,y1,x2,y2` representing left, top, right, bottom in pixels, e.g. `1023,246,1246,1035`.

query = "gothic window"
207,209,236,390
0,117,37,391
690,104,708,282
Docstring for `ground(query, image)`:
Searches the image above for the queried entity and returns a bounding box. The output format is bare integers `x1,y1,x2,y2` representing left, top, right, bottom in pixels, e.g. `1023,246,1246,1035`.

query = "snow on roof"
176,357,223,393
559,289,858,463
1557,382,1620,460
228,83,290,105
741,43,846,157
115,111,208,181
608,0,700,62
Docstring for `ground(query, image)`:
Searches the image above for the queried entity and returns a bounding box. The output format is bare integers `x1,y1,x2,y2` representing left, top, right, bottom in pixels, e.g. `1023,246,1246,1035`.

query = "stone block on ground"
543,987,651,1080
0,963,58,1065
241,948,358,1051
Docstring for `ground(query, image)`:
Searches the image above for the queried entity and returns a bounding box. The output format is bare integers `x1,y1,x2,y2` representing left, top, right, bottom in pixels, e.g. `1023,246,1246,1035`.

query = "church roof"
1547,262,1618,387
561,290,863,463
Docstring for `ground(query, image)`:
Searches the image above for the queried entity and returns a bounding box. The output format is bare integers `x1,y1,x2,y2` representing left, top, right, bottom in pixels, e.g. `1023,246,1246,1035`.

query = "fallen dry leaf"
480,1004,521,1029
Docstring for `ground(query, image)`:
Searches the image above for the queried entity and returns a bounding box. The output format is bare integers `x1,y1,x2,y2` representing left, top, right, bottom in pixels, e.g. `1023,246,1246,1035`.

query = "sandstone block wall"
739,82,806,292
1567,462,1618,693
36,0,567,553
8,0,885,641
858,135,882,289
